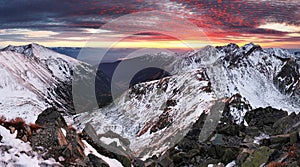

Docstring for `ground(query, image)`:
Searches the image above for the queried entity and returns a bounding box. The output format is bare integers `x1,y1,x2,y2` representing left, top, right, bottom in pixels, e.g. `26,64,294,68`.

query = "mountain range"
0,42,299,166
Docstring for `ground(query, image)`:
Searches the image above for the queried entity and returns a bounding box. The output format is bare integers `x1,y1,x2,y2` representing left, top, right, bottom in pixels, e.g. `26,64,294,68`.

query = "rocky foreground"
1,98,300,167
142,95,300,167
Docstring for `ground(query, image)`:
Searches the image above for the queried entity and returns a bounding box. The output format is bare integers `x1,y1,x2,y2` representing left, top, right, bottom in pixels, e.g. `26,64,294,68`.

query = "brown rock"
9,126,15,134
21,135,28,142
57,129,68,146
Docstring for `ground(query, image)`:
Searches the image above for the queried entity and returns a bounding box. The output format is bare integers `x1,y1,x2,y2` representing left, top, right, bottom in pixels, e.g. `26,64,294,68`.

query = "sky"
0,0,299,49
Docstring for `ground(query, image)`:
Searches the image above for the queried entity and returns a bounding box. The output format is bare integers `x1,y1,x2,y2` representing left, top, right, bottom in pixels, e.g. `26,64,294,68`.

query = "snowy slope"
76,43,300,159
0,43,94,123
175,43,300,110
0,126,61,166
78,68,217,158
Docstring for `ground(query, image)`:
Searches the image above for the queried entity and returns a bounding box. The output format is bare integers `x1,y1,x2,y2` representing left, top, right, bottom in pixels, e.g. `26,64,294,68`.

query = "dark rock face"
35,107,67,128
150,109,173,134
217,43,262,67
88,154,109,167
2,44,34,56
244,107,288,132
272,112,300,135
274,59,300,96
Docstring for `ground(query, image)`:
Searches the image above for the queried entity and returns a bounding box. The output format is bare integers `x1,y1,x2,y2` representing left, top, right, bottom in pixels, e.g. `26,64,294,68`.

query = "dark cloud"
0,0,299,46
177,0,299,33
1,0,297,31
0,0,153,30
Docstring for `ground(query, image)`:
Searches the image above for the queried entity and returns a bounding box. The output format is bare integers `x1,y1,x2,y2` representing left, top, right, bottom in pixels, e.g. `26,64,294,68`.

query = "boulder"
272,112,300,135
244,107,288,130
236,151,250,165
88,154,109,167
35,107,67,128
242,146,275,167
270,134,290,145
289,131,299,144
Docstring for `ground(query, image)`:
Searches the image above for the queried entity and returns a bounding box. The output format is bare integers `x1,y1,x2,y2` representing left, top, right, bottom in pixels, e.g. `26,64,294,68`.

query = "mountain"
0,43,111,123
1,42,299,166
76,43,300,161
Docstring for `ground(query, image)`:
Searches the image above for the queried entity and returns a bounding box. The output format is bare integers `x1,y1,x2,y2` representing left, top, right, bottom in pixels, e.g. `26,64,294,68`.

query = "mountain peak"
241,42,262,52
2,43,35,56
1,43,82,64
1,43,52,56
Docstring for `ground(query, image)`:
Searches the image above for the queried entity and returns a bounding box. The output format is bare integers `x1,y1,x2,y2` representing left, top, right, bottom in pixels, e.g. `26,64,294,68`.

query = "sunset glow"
0,0,299,48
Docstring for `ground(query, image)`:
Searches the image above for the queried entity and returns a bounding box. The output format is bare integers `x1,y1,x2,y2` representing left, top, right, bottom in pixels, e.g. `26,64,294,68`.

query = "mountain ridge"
0,43,111,123
76,42,300,159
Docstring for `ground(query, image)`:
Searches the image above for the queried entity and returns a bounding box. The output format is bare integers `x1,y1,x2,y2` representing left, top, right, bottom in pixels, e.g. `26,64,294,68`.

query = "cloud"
258,23,300,33
0,0,299,47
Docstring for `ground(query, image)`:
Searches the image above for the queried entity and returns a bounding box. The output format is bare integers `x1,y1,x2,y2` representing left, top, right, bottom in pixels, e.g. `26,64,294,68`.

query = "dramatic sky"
0,0,299,48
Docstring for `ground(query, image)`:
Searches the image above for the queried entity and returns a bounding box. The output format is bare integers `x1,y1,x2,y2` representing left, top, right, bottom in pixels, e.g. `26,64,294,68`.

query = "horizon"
0,0,299,49
1,42,300,50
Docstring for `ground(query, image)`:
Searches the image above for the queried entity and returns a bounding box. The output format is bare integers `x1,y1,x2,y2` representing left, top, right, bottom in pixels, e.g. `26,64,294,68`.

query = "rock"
242,136,254,143
82,124,132,167
66,127,86,159
270,134,290,145
289,131,299,144
203,159,221,167
221,148,238,164
273,59,300,95
172,152,190,164
57,129,68,146
9,127,16,134
272,112,300,135
211,134,225,146
240,143,258,149
31,108,88,166
158,156,174,167
176,138,203,151
146,106,299,167
150,109,173,134
88,154,109,167
35,107,67,128
287,161,299,167
21,135,28,142
24,125,32,136
244,107,288,130
217,124,240,136
132,158,145,167
236,151,250,165
244,126,261,137
242,146,275,167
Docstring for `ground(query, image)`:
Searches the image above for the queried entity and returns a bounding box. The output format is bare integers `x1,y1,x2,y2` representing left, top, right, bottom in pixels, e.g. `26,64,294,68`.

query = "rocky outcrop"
31,108,91,166
0,108,117,166
273,59,300,96
139,104,300,167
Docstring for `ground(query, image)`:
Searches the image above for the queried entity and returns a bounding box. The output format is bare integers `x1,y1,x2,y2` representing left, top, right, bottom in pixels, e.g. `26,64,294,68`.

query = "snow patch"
82,140,123,167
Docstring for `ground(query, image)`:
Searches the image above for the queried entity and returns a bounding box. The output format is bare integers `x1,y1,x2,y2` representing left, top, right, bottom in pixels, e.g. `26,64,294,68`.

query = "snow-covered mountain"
0,43,110,123
76,43,300,159
1,42,299,165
